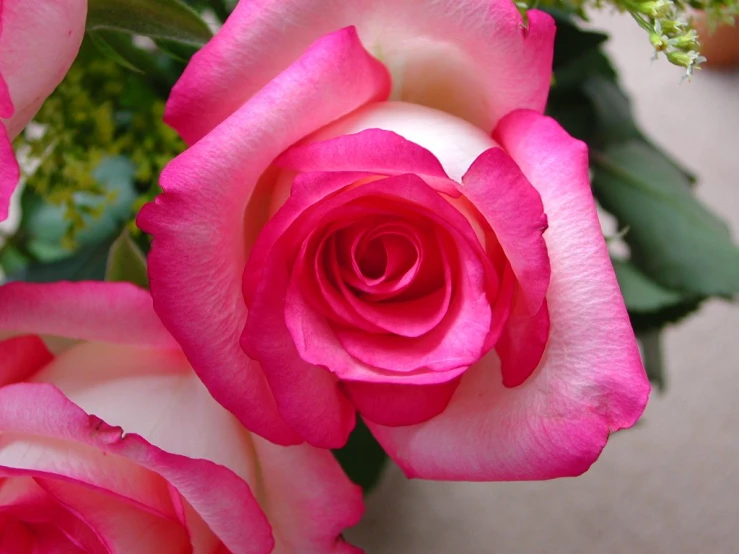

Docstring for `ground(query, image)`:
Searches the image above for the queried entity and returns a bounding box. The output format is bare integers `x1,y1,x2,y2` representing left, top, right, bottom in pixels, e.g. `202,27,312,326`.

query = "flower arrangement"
1,0,738,551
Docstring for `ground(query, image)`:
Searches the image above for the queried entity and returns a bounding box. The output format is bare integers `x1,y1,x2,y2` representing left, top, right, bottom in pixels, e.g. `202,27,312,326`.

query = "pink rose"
140,0,650,479
0,0,87,220
0,282,362,553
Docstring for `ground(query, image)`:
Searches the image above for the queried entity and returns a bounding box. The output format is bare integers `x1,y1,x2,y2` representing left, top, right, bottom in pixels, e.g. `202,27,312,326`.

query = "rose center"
356,236,387,279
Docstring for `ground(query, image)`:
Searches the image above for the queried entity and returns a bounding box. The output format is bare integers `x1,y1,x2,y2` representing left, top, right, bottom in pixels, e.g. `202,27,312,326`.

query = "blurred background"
347,11,739,553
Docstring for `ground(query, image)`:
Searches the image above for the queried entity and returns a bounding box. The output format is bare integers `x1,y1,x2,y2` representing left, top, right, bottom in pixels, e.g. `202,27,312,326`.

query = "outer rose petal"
368,111,650,480
0,383,275,554
251,435,364,554
0,0,87,138
0,282,176,349
166,0,555,143
0,123,18,221
139,27,390,446
38,339,362,554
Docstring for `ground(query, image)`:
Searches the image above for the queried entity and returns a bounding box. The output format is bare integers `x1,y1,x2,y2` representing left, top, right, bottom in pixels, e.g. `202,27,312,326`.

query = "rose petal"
0,476,106,554
36,478,189,554
0,0,87,138
303,102,496,183
345,379,462,427
0,384,275,553
460,147,550,316
0,519,34,552
0,434,177,520
0,282,176,349
243,251,357,449
496,299,550,387
32,341,260,490
139,27,390,446
276,128,457,196
251,435,364,554
0,335,53,386
367,111,650,480
166,0,554,143
0,124,18,222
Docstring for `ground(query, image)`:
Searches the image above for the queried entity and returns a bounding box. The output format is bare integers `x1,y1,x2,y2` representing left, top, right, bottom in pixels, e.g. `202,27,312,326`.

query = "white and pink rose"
0,281,362,553
139,0,650,481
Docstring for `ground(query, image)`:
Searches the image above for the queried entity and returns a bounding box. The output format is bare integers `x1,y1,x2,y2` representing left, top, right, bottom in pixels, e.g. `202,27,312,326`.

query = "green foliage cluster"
12,41,184,247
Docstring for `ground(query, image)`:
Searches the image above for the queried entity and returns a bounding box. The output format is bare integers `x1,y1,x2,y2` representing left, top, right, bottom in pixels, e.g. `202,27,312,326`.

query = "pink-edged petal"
345,379,461,427
32,342,259,485
0,0,87,139
276,129,457,196
0,124,18,221
139,27,390,446
0,477,107,554
0,69,13,119
166,0,554,143
0,434,176,519
36,478,190,554
0,282,176,349
497,299,549,387
0,335,53,386
0,383,275,554
251,435,364,553
242,252,357,449
173,495,220,554
367,111,650,481
460,147,549,315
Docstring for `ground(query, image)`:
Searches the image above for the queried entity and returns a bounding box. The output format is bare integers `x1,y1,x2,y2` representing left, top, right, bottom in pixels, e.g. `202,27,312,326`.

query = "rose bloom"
0,282,362,553
140,0,650,479
0,0,87,220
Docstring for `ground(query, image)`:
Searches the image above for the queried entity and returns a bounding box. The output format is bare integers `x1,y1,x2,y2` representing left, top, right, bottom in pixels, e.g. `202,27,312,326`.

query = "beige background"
347,11,739,554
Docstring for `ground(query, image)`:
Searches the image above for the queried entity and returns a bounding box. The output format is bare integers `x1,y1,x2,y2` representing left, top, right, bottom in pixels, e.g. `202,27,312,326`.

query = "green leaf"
551,17,609,70
546,91,598,142
10,235,117,283
88,30,145,73
582,75,640,142
106,229,149,288
593,140,739,297
87,0,212,46
582,77,697,184
637,328,667,391
612,258,684,313
154,38,199,63
613,257,702,332
333,419,388,494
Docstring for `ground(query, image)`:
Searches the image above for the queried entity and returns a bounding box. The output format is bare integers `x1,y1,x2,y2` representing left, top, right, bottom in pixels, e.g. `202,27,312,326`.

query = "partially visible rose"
0,0,87,220
0,281,363,553
140,0,650,480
